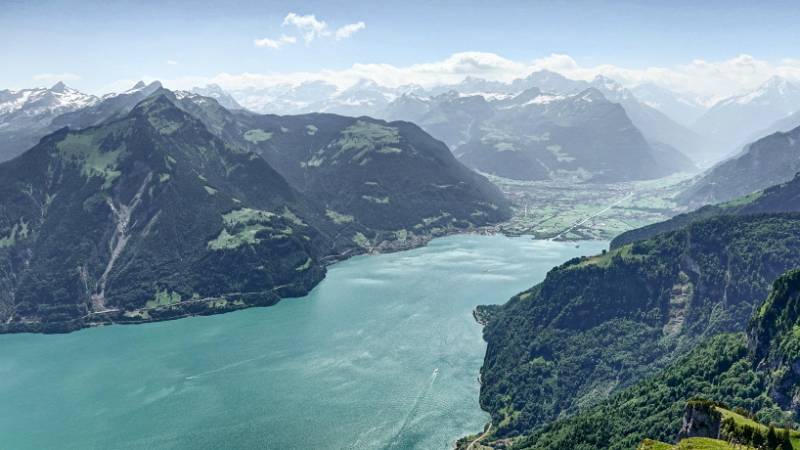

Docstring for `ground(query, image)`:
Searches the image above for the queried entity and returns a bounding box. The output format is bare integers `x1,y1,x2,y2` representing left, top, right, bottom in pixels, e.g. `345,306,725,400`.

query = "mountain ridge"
0,89,510,333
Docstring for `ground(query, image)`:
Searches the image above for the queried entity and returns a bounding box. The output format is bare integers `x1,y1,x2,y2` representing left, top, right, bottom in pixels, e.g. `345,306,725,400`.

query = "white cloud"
166,60,179,66
105,52,800,103
262,13,365,46
254,35,297,49
33,72,81,83
522,53,800,102
282,12,329,43
334,22,365,40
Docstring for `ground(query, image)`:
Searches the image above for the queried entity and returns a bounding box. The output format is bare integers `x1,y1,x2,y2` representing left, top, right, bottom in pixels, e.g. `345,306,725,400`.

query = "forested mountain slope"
678,124,800,208
0,90,510,333
168,89,510,238
613,170,800,248
476,213,800,445
509,269,800,450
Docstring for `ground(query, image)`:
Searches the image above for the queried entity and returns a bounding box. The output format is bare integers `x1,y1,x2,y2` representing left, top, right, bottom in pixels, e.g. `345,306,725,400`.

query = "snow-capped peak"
763,75,793,91
0,84,98,117
173,90,198,100
724,76,800,106
577,88,607,103
592,75,624,92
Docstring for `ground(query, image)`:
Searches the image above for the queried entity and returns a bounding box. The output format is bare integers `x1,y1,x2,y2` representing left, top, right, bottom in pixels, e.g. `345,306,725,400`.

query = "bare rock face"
748,269,800,414
678,400,722,440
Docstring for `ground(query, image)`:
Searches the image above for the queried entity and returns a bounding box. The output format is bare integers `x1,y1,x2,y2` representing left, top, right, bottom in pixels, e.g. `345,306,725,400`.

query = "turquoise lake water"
0,235,607,450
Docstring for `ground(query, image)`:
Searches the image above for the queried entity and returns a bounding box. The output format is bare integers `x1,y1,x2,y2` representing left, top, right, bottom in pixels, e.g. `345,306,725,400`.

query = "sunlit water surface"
0,234,607,449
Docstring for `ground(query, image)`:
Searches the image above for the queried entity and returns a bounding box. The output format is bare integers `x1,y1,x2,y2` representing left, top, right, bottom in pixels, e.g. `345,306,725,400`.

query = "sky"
3,0,800,98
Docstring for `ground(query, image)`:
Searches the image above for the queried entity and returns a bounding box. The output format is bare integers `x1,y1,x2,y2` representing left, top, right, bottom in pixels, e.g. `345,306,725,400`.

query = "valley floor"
489,172,695,240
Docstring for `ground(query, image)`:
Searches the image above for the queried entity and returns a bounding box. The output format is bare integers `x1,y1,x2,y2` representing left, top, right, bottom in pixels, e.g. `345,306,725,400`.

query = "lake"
0,234,607,450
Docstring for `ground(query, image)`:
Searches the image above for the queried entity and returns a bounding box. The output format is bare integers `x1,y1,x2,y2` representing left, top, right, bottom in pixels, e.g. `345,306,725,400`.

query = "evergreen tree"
753,429,765,448
768,425,779,449
780,427,793,450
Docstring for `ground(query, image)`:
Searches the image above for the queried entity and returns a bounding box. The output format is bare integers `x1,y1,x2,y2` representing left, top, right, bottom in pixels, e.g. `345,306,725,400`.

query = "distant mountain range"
0,88,509,333
629,82,707,126
613,165,800,249
167,88,509,235
0,81,243,164
0,80,169,162
51,80,165,130
224,72,800,169
380,86,692,182
677,123,800,207
5,71,800,185
0,75,701,183
692,76,800,159
0,82,99,161
189,84,243,110
231,71,708,169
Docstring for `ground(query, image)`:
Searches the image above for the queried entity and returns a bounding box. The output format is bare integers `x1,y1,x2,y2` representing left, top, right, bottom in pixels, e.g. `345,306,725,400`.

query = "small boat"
433,368,439,376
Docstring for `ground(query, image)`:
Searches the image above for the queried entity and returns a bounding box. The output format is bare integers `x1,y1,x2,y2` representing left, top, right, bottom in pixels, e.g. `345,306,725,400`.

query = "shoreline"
0,223,509,336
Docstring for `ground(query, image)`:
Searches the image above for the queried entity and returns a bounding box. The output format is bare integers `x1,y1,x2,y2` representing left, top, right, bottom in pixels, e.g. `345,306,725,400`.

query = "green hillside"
471,269,800,449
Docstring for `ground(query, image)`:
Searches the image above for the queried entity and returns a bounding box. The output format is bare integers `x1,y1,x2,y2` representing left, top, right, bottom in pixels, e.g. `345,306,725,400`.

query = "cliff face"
677,401,721,440
479,213,800,438
487,269,800,450
748,269,800,413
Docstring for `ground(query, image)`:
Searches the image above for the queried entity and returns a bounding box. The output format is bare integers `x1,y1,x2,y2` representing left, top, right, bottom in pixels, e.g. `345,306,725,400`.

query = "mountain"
497,335,771,450
0,81,165,163
311,79,397,117
590,76,704,167
0,89,510,333
50,80,164,130
166,89,510,236
677,124,800,207
427,75,516,96
502,269,800,450
508,69,588,94
613,162,800,248
382,91,495,151
189,84,243,110
464,162,800,448
231,79,400,116
232,80,340,114
630,83,707,127
750,268,800,417
375,72,700,172
452,87,689,181
229,71,702,167
693,76,800,159
0,82,98,161
472,212,800,448
376,92,432,123
454,71,703,166
0,93,331,333
746,108,800,145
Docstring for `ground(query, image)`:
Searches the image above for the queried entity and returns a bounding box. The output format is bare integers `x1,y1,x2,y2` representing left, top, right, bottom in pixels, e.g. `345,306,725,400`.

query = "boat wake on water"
184,354,272,380
386,368,440,448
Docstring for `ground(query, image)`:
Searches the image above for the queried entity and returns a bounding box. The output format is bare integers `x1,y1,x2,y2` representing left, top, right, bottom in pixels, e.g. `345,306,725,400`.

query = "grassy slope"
640,437,742,450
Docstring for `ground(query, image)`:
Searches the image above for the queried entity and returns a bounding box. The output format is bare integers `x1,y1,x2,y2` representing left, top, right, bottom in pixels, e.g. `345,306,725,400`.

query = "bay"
0,235,607,450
